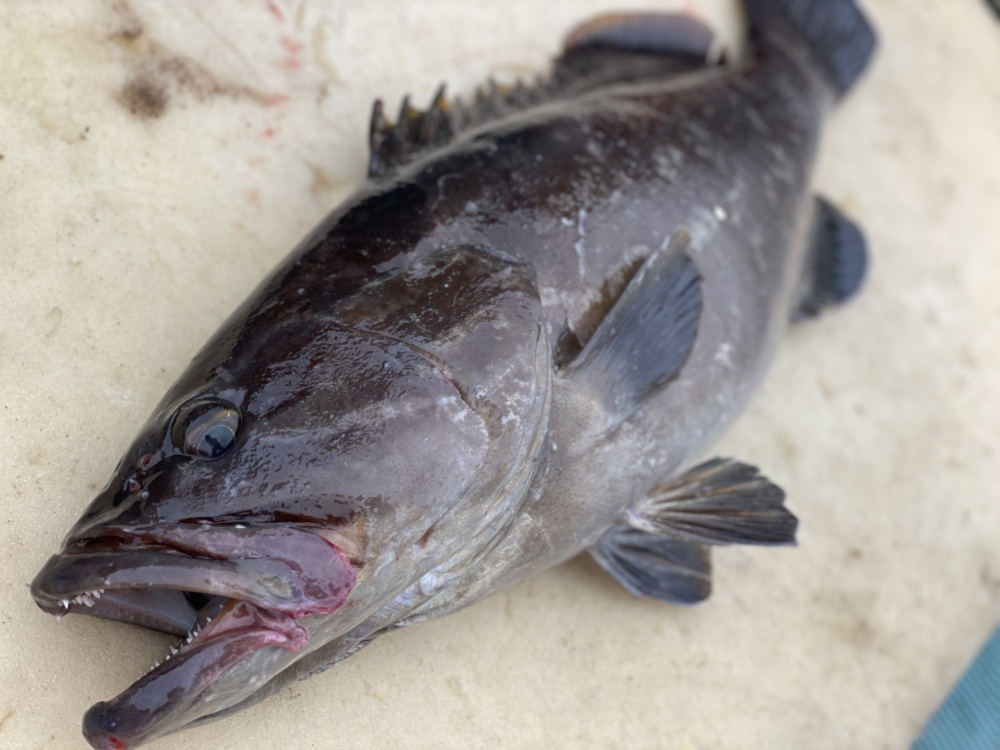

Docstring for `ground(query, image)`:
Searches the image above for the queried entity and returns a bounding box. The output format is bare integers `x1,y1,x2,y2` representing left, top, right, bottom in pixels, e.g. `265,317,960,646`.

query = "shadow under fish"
30,0,877,747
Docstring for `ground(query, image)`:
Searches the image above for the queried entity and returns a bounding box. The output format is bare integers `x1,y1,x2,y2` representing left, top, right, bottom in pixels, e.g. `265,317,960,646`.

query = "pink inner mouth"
30,523,358,749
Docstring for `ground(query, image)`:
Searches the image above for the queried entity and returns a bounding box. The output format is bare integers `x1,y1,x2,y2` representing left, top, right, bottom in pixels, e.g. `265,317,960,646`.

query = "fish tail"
745,0,877,97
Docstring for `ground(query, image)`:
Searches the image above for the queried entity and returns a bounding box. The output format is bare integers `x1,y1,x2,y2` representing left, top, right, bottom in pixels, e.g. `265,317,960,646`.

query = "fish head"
30,243,548,748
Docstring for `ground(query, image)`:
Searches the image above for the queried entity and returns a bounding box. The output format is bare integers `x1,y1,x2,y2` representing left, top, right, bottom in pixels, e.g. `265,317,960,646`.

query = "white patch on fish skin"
574,208,588,280
714,342,734,368
713,205,727,222
652,145,685,182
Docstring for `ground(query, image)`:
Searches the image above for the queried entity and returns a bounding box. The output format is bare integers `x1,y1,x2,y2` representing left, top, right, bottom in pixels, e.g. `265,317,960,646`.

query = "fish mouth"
30,523,357,749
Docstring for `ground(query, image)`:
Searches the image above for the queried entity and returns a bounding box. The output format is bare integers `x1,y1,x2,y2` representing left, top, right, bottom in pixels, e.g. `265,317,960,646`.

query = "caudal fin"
746,0,877,97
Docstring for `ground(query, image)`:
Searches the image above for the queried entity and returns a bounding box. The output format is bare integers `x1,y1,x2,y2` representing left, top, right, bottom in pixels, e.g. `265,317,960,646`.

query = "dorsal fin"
367,12,722,178
563,12,718,60
368,85,454,178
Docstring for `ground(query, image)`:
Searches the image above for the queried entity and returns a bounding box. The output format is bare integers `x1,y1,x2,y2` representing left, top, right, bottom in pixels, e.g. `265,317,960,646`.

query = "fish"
29,0,876,747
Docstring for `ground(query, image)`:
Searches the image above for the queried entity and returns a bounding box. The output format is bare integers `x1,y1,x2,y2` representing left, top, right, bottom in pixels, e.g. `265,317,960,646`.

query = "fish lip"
30,523,359,749
81,596,311,750
31,522,358,626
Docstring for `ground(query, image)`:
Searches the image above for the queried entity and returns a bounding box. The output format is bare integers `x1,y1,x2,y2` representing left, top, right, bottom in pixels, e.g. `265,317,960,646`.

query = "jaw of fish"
30,522,358,749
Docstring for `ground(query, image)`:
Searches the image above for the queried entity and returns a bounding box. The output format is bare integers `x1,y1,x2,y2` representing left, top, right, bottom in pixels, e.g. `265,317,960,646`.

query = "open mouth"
30,523,357,749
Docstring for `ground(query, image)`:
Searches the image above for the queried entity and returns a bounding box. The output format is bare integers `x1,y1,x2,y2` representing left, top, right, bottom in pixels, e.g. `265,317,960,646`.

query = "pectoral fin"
592,458,797,604
566,229,702,430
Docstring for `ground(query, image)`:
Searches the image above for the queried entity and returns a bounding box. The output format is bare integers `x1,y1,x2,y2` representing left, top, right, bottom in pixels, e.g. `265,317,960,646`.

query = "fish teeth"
65,588,107,608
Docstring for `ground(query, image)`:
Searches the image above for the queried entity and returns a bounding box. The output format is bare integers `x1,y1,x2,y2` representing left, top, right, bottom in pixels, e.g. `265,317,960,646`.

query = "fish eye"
172,398,242,460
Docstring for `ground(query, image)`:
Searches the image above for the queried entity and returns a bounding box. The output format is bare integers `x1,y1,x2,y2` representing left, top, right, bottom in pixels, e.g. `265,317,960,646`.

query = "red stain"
109,738,128,750
280,36,304,54
279,35,304,71
265,93,289,107
263,127,276,138
267,0,285,22
247,189,262,208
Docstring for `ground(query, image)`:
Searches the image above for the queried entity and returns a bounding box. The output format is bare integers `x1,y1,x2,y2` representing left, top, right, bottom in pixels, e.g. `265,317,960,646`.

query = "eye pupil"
172,398,242,460
198,424,236,458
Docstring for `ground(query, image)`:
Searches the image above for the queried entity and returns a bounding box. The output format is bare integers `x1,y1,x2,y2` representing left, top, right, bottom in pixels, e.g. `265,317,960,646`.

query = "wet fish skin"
29,0,876,747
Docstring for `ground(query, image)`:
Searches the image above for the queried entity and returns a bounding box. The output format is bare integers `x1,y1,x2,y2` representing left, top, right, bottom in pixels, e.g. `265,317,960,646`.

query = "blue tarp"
913,628,1000,750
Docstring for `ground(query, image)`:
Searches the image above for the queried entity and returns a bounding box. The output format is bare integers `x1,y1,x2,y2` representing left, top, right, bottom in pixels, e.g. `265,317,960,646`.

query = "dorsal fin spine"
367,12,723,178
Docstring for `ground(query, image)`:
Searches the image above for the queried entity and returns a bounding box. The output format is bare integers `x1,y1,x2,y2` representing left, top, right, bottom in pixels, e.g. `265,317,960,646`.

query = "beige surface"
2,1,999,748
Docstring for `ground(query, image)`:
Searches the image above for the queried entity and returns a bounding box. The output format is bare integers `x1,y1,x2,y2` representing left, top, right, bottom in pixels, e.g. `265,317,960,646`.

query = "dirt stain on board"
108,0,272,120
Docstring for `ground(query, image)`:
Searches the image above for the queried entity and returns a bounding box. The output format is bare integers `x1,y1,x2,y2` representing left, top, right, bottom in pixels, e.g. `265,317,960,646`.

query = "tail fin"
745,0,877,97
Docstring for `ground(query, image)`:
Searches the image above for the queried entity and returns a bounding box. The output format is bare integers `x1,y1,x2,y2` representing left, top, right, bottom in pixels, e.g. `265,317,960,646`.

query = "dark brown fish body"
30,1,876,747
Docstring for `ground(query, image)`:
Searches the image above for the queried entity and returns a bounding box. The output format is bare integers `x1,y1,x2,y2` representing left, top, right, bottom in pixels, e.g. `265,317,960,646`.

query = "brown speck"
445,676,467,701
308,162,345,202
108,0,150,60
45,306,63,338
110,0,145,43
120,74,169,119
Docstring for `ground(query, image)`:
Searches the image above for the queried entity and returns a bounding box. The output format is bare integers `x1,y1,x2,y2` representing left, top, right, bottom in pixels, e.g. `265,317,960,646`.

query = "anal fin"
795,197,868,320
566,229,702,430
592,458,797,604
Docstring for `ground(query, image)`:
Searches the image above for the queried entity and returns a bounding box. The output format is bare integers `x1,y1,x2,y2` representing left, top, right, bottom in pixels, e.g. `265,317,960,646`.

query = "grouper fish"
30,0,877,747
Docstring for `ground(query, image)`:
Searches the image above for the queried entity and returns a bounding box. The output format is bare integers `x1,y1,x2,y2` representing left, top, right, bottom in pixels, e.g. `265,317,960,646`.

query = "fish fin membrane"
795,196,868,319
629,458,798,546
745,0,877,96
367,14,723,179
566,230,702,431
591,527,712,605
